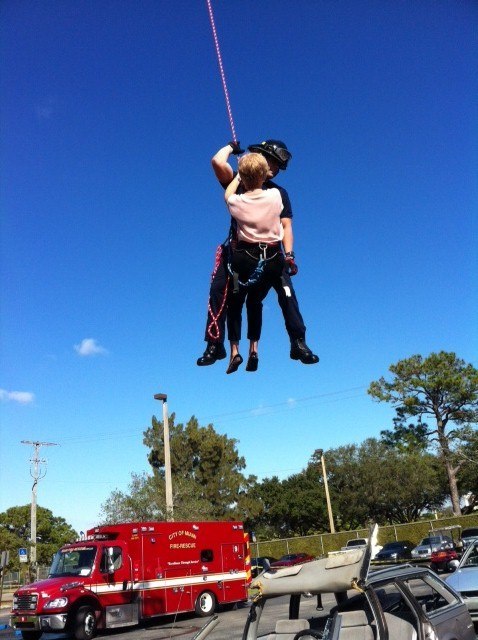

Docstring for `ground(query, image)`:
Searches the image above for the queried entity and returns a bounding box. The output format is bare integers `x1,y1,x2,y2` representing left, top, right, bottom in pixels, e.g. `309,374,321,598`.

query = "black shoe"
197,342,227,366
290,338,319,365
246,352,259,372
226,354,243,374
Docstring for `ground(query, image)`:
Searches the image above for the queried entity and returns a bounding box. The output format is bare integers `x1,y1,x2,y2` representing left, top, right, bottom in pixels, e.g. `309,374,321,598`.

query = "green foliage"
247,468,328,538
0,506,77,570
456,428,478,513
311,438,448,527
99,471,216,523
100,415,260,522
369,351,478,515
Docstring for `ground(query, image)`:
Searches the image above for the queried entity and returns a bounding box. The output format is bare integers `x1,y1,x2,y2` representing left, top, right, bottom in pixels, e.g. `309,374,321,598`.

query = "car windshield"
462,528,478,538
49,546,97,577
462,542,478,567
383,542,402,549
420,537,440,545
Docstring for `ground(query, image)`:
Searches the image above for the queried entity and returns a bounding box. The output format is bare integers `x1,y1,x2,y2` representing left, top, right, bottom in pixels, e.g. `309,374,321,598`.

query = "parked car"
341,537,368,550
270,552,315,567
341,537,383,557
251,556,277,578
374,540,413,561
246,528,475,640
411,534,454,560
445,538,478,621
430,547,459,572
460,527,478,552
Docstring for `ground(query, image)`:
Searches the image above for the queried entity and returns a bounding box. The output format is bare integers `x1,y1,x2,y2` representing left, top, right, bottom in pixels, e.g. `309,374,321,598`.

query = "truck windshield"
49,546,97,577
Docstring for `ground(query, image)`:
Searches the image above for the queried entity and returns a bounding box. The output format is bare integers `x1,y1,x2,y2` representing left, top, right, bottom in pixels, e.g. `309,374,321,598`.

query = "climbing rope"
205,0,238,142
206,244,230,340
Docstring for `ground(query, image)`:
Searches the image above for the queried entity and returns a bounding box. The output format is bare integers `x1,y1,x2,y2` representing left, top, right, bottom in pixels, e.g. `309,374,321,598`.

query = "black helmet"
247,139,292,170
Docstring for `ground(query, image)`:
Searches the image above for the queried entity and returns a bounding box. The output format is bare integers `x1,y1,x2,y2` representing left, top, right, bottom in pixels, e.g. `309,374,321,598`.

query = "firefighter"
197,139,319,367
224,152,286,373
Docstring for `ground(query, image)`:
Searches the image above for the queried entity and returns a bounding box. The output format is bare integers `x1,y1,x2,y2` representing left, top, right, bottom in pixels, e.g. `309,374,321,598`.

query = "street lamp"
317,449,335,534
154,393,174,521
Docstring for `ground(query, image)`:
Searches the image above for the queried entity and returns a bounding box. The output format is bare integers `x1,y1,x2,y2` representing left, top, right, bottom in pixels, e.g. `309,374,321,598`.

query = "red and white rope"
206,0,238,142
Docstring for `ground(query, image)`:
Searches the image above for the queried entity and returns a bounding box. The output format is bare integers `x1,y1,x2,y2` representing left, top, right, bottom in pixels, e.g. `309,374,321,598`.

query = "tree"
311,439,448,527
247,468,328,538
143,414,256,519
455,427,478,513
0,505,77,570
368,351,478,515
99,471,215,523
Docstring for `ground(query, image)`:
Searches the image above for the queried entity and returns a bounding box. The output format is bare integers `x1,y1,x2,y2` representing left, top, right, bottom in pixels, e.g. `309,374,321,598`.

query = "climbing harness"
205,0,238,142
227,243,281,293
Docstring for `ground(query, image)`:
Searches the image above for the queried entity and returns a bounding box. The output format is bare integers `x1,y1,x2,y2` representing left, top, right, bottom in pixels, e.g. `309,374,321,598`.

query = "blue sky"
1,0,476,536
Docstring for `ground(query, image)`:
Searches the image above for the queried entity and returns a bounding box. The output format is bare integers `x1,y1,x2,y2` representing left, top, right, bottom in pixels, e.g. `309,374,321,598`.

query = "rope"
205,0,238,142
206,244,230,341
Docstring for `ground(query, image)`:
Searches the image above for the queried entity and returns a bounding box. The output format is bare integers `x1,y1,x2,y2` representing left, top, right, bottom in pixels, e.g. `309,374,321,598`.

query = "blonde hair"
238,153,268,190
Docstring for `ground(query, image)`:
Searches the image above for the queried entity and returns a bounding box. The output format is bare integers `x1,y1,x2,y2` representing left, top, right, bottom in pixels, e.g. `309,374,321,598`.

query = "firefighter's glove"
229,141,244,155
285,252,298,276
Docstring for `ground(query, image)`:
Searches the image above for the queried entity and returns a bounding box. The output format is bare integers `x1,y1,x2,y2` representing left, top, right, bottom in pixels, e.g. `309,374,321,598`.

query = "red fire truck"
11,521,251,640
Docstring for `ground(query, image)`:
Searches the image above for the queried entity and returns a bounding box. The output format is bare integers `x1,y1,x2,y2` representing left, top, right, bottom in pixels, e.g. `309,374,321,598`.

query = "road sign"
18,548,28,563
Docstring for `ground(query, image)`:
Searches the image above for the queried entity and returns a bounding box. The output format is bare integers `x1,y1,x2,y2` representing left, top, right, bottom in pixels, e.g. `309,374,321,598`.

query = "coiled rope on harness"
206,243,230,341
205,0,238,142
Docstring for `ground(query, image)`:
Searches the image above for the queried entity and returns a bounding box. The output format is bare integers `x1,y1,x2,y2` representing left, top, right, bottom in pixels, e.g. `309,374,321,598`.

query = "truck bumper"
11,614,68,632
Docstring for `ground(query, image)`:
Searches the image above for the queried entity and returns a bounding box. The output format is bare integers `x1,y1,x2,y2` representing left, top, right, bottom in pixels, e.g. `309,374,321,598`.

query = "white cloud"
0,389,35,404
287,397,297,408
74,338,108,357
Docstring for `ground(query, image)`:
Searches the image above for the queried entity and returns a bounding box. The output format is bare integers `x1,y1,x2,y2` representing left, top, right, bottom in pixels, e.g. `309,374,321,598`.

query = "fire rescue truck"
11,521,251,640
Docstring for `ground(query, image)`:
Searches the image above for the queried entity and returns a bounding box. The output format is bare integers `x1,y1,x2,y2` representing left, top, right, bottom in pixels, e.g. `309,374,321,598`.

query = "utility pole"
153,394,174,521
21,441,58,579
317,449,335,534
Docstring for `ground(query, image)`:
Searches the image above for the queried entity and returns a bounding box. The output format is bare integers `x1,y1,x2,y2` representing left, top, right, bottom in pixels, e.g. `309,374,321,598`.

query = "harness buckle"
259,243,268,260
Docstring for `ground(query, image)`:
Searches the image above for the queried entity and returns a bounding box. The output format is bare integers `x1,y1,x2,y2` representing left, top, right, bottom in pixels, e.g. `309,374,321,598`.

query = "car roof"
367,564,430,584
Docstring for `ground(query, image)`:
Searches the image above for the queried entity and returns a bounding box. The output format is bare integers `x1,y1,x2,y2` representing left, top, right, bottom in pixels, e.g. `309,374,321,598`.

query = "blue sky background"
1,0,476,535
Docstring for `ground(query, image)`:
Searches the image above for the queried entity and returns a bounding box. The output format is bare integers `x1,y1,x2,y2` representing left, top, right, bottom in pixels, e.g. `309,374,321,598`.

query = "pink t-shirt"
227,188,284,244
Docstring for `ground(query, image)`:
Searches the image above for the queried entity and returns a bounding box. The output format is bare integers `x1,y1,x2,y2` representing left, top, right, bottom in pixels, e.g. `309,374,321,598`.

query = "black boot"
290,338,319,365
197,342,227,366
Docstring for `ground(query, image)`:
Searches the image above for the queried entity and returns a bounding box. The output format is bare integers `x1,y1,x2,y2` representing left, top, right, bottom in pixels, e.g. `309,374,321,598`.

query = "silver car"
246,526,475,640
446,538,478,621
411,535,454,560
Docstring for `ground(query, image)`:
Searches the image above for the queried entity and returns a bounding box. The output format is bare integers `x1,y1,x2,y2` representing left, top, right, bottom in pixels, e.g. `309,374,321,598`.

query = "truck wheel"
73,606,97,640
195,591,217,616
21,631,43,640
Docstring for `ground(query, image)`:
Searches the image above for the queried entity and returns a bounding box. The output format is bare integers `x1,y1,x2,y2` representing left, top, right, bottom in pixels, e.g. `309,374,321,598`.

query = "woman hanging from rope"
223,152,285,373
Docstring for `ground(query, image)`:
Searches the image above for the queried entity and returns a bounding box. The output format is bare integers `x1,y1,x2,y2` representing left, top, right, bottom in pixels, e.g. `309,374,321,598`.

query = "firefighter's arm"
224,173,241,201
282,218,298,276
211,142,242,184
281,217,294,255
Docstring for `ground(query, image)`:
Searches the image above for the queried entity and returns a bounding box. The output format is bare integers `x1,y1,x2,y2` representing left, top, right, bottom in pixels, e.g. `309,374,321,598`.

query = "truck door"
221,543,246,602
93,544,132,607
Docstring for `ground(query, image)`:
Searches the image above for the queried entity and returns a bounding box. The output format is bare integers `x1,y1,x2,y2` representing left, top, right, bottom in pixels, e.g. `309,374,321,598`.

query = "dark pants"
227,243,284,342
203,243,306,343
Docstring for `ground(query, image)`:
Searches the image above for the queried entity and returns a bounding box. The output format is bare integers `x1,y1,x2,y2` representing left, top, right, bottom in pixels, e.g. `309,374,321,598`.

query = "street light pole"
153,393,174,521
317,449,335,534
